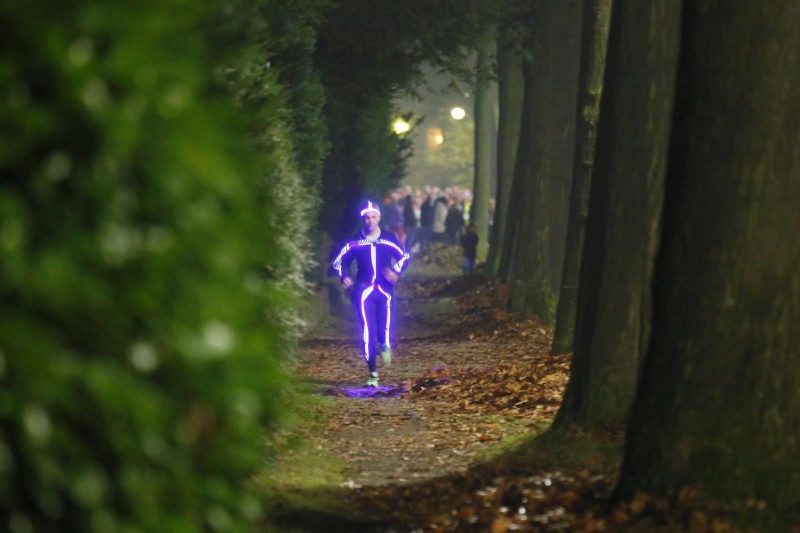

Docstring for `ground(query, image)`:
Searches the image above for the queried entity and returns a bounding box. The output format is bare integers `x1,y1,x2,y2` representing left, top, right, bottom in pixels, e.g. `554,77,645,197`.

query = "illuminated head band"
359,200,381,217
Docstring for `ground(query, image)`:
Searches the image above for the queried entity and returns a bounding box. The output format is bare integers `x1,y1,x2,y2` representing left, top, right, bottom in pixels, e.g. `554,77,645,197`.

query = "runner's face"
362,212,380,232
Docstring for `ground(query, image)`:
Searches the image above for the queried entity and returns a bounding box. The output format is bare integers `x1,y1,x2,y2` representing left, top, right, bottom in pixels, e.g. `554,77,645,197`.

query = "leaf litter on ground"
275,248,777,532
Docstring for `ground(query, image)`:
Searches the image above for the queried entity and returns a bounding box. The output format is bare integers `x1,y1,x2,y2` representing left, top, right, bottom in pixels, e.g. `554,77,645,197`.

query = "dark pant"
463,256,476,274
352,284,393,372
419,225,433,251
404,225,417,252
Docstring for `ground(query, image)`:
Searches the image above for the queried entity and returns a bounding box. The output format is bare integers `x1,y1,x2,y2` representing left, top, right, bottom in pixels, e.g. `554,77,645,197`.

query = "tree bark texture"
504,0,582,324
554,0,681,427
472,35,496,263
551,0,613,354
615,0,800,508
487,44,524,275
498,61,534,286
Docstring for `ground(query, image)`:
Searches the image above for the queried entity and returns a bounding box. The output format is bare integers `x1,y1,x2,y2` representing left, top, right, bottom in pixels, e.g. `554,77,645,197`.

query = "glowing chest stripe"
370,242,377,283
376,238,411,273
332,238,409,279
332,239,372,278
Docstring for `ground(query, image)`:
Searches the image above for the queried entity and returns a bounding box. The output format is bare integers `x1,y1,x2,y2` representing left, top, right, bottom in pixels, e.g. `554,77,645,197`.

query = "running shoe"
366,372,379,387
380,346,392,367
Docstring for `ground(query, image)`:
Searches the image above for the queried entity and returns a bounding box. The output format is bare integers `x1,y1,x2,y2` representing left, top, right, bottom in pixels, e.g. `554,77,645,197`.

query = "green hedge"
0,1,310,531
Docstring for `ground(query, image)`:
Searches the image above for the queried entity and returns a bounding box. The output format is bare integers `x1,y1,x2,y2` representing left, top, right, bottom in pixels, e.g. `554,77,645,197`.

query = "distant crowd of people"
379,185,492,274
329,185,492,283
380,185,493,253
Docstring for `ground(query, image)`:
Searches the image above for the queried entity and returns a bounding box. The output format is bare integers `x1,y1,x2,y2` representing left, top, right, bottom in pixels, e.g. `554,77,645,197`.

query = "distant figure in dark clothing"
402,194,418,253
419,194,435,251
445,203,465,245
382,197,405,247
460,224,479,274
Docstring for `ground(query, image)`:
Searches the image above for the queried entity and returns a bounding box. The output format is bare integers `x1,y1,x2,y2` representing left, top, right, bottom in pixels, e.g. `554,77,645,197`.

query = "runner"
332,200,411,387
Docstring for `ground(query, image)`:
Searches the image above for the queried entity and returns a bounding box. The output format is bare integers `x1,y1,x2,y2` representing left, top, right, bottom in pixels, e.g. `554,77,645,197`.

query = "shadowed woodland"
2,1,799,532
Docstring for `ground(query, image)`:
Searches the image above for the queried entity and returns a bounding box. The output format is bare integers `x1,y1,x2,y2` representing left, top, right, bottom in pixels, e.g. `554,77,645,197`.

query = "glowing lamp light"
392,118,410,134
427,127,444,148
450,107,466,120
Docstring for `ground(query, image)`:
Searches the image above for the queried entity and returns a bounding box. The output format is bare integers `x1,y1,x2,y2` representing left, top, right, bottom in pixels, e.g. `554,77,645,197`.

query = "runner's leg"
375,286,392,350
354,286,379,373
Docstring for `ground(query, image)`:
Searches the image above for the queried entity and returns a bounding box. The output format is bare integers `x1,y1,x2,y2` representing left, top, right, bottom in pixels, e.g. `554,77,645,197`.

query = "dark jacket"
445,205,465,235
420,197,435,227
331,230,410,294
402,198,417,229
461,232,478,259
382,202,404,229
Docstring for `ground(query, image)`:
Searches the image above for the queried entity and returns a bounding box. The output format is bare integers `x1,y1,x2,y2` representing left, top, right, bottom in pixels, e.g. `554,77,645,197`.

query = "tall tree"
554,0,681,427
498,62,533,286
615,0,800,508
551,0,613,354
471,33,496,262
500,0,582,323
487,41,524,274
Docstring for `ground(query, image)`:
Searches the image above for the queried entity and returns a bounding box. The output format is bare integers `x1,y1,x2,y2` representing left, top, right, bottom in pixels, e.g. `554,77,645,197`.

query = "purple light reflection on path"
327,384,407,399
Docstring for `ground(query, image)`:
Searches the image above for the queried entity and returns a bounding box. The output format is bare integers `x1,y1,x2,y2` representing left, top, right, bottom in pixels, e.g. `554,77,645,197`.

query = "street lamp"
427,127,444,148
392,118,410,134
450,107,466,120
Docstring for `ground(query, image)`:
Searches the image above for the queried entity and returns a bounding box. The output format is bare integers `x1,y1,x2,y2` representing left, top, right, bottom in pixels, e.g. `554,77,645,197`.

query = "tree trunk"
472,34,495,263
487,44,524,275
551,0,613,354
554,0,681,427
498,61,533,286
615,0,800,508
505,0,582,324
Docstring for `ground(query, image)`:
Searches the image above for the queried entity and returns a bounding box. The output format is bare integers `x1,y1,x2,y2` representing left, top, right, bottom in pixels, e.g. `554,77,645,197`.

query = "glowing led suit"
332,223,410,376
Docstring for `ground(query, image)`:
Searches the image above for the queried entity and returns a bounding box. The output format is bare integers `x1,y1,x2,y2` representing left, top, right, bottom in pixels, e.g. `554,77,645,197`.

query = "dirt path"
265,257,786,532
264,261,579,531
302,271,556,483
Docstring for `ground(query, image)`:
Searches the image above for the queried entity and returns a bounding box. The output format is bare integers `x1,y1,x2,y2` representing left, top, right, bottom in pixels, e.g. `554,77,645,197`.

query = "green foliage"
0,0,315,530
320,95,414,238
252,0,331,194
313,0,506,238
496,0,538,53
315,0,503,98
218,0,324,332
353,100,414,202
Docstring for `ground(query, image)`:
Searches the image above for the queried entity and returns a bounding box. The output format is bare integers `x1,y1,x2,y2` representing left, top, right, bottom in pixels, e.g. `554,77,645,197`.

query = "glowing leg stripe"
360,285,375,361
377,285,392,349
